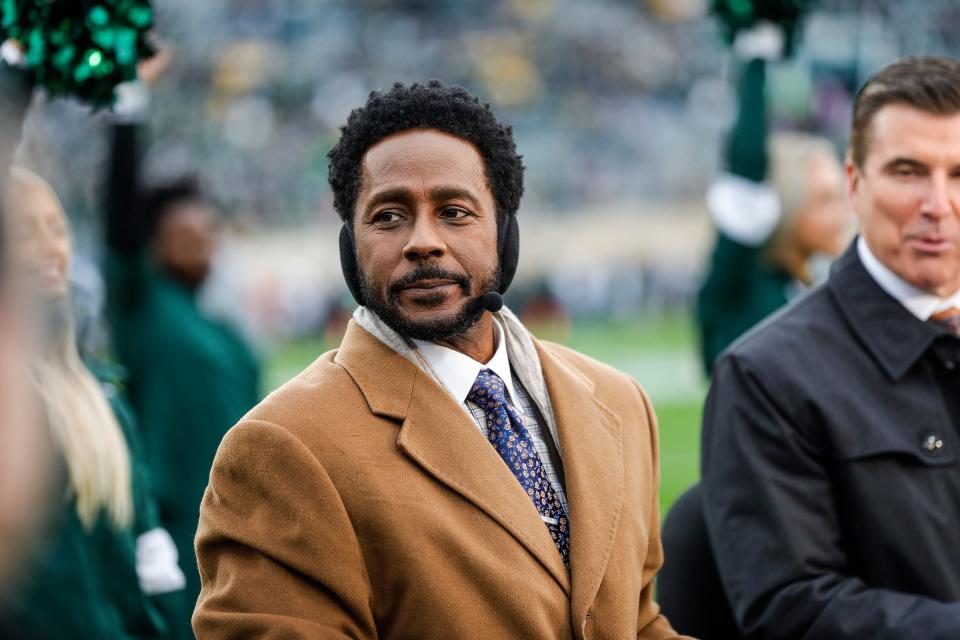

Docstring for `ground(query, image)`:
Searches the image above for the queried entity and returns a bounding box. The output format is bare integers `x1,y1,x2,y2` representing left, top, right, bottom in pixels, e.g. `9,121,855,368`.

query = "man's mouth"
399,279,461,299
402,279,457,291
387,267,471,305
908,235,953,253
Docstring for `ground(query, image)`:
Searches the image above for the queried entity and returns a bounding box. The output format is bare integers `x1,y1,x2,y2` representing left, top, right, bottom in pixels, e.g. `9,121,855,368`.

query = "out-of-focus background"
13,0,960,512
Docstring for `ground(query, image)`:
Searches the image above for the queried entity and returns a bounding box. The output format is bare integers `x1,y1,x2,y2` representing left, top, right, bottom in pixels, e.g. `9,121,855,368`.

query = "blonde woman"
696,133,853,376
695,59,854,377
5,168,187,639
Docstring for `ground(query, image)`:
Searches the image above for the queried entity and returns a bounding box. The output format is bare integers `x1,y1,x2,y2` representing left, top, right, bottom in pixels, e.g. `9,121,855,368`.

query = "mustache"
387,265,470,298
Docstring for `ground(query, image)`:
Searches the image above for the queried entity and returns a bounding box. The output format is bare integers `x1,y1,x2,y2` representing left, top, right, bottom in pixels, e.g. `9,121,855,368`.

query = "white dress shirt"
412,321,519,413
858,237,960,320
412,320,569,516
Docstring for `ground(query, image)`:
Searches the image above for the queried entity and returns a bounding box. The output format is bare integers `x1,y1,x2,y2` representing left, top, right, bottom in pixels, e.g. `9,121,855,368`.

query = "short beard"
361,264,499,342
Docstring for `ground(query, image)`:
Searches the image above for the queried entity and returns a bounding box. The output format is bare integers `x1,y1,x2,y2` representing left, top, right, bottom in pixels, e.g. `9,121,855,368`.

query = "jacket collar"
334,319,625,615
828,240,941,380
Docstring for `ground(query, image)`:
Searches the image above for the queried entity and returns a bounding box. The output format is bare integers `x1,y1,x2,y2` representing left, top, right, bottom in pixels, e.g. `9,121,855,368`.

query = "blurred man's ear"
845,152,860,206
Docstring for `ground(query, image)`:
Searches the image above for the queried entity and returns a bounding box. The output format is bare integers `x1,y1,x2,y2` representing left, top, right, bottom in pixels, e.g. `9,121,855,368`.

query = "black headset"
338,213,519,307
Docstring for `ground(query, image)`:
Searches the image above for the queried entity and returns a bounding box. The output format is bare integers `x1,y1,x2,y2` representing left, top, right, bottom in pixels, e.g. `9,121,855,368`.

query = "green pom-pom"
0,0,154,107
711,0,816,57
87,6,110,28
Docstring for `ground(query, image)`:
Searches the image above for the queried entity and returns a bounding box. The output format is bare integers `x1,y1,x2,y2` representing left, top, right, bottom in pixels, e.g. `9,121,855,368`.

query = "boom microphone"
480,291,504,313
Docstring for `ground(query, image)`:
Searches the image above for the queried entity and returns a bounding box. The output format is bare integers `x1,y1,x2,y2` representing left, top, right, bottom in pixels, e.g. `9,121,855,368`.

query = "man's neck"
432,313,496,363
857,237,960,319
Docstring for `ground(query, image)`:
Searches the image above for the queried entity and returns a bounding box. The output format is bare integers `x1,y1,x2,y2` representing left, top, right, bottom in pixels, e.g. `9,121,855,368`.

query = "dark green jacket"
105,255,259,613
696,232,794,375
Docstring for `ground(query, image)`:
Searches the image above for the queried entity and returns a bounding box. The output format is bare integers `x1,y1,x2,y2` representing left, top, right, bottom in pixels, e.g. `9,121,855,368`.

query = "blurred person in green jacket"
2,167,188,639
696,60,853,375
103,52,260,616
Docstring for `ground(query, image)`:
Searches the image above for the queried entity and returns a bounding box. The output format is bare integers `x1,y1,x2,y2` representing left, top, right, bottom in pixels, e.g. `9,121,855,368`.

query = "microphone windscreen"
481,291,504,313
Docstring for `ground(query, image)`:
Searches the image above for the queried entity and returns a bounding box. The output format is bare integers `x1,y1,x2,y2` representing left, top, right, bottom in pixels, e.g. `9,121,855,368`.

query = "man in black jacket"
702,56,960,639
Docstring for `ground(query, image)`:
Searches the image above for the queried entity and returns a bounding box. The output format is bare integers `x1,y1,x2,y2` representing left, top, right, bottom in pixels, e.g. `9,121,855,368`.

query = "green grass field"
264,312,704,516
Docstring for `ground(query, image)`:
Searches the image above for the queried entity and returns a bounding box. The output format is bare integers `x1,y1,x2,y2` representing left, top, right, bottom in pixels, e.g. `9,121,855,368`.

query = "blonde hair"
9,168,132,530
765,133,838,283
767,132,838,227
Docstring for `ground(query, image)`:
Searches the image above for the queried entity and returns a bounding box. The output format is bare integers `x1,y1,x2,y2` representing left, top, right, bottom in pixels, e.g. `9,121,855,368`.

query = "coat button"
922,434,944,454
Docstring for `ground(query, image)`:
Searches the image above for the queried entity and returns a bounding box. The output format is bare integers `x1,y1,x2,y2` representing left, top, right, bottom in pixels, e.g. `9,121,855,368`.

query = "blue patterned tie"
467,368,570,567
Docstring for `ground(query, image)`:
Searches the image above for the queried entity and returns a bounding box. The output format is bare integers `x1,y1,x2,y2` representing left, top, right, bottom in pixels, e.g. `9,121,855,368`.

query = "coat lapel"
535,341,624,628
335,320,571,593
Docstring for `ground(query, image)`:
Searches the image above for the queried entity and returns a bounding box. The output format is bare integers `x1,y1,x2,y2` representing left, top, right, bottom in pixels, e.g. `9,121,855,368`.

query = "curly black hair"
327,80,524,227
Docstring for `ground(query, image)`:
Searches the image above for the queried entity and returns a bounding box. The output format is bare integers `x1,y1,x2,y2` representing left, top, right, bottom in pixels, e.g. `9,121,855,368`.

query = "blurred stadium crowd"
11,0,960,348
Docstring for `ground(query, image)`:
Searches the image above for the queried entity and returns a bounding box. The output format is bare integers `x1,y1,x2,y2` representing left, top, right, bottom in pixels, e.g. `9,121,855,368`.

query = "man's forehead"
867,104,960,160
361,129,486,182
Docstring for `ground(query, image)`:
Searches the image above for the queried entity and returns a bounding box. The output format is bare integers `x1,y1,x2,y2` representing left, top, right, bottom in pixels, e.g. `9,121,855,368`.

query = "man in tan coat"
194,81,690,640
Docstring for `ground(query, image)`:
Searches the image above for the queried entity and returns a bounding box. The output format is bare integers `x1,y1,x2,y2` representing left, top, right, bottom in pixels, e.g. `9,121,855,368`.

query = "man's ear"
845,153,860,204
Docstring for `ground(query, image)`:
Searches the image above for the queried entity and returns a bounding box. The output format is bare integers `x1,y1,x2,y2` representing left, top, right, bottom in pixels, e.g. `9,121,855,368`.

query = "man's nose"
402,214,446,260
923,173,956,220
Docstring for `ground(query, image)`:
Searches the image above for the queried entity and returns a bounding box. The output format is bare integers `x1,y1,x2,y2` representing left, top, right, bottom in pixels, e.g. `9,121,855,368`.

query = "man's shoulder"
537,340,646,400
723,283,846,371
233,348,367,441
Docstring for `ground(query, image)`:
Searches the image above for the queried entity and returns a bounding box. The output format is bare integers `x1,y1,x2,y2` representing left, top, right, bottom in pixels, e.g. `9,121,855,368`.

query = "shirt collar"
412,319,517,404
857,236,960,320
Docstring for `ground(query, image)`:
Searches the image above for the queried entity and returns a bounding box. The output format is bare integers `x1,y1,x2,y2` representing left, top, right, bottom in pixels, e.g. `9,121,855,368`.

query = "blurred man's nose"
923,172,955,220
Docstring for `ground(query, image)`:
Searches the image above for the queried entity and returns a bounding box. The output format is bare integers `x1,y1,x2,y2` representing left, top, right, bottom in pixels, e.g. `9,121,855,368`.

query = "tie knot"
467,368,509,407
931,307,960,336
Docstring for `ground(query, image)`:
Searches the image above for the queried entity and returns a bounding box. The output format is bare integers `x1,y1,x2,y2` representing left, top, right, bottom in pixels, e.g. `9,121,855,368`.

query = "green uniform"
696,232,794,375
106,255,260,615
4,363,188,639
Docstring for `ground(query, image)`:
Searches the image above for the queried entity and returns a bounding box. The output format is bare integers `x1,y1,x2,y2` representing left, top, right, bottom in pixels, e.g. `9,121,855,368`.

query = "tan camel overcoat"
193,320,691,640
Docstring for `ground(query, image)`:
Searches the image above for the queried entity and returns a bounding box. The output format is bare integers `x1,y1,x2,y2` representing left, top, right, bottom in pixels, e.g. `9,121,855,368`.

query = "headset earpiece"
497,215,519,294
339,224,366,306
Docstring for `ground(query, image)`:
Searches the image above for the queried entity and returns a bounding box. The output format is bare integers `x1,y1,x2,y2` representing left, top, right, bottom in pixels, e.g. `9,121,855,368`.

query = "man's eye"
441,207,469,219
893,167,919,177
374,211,402,223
